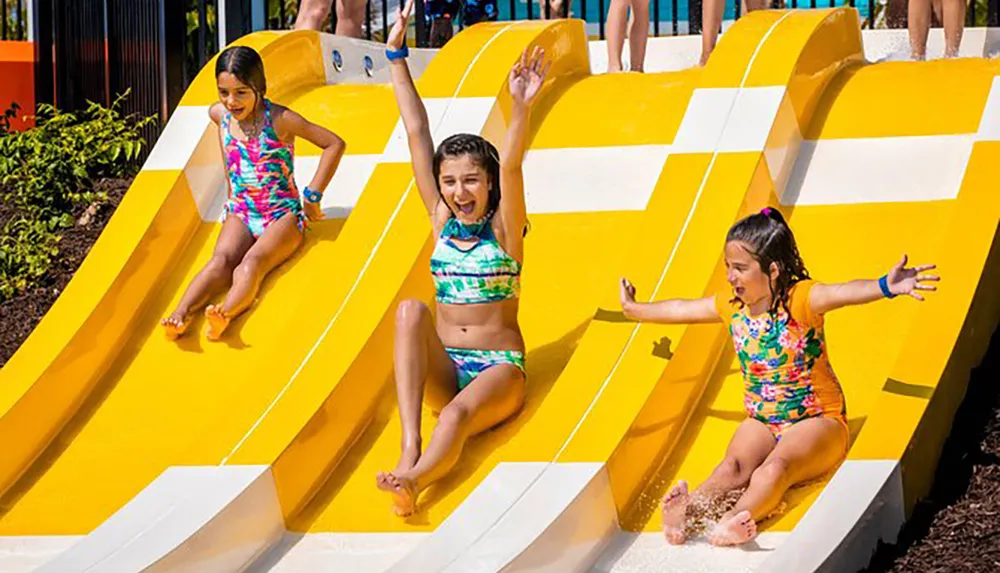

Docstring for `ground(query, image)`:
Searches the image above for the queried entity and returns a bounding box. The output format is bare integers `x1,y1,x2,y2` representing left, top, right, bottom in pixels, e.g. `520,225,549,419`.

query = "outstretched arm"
387,0,440,216
619,278,721,324
276,107,346,221
810,254,939,314
498,47,549,240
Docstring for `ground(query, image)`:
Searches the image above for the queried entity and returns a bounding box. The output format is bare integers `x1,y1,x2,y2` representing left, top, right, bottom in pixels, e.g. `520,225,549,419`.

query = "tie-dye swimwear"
714,280,848,441
430,216,521,305
221,99,305,238
431,215,525,390
446,347,525,391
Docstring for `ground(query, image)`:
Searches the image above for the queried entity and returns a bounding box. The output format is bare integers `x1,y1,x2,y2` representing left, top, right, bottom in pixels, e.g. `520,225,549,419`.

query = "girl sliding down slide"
161,45,345,341
620,208,939,546
375,0,548,517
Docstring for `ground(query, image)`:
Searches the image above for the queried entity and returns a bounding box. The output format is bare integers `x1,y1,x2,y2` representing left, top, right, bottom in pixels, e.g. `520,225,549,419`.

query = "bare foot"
375,473,418,517
708,510,757,546
205,305,230,341
661,480,689,545
161,311,192,340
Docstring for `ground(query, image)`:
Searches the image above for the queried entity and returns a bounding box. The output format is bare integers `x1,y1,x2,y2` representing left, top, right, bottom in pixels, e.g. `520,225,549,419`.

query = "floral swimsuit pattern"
716,280,847,440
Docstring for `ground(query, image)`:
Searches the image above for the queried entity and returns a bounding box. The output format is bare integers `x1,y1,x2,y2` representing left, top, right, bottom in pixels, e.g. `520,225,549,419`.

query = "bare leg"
700,0,726,66
628,0,651,72
606,0,631,72
941,0,965,58
294,0,332,29
388,364,525,516
376,299,458,502
537,0,566,18
663,419,775,544
161,216,252,340
335,0,368,38
909,0,932,60
206,215,303,341
709,417,848,546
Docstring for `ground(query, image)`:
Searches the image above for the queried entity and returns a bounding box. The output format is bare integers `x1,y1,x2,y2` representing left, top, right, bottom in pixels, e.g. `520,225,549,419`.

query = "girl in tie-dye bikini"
161,45,346,341
374,0,548,518
620,208,939,547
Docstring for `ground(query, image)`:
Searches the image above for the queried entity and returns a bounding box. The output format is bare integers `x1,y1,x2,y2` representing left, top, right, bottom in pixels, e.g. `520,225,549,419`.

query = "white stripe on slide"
143,106,212,171
783,135,972,206
522,145,671,214
671,86,786,155
757,459,903,573
593,531,789,572
380,97,498,163
294,154,381,219
975,76,1000,141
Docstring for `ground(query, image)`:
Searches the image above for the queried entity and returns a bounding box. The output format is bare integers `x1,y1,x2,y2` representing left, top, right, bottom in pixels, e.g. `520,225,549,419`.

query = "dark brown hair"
432,133,502,217
215,46,267,106
726,207,810,315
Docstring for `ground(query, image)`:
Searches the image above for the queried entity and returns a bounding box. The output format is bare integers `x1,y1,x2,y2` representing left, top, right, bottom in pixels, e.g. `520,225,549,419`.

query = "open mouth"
456,202,476,216
229,107,245,116
734,286,746,297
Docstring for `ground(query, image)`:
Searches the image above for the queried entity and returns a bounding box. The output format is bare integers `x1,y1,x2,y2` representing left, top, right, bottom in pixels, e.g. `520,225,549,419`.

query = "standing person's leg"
700,0,725,66
336,0,369,37
606,0,631,72
628,0,651,72
940,0,966,57
295,0,333,29
909,0,933,59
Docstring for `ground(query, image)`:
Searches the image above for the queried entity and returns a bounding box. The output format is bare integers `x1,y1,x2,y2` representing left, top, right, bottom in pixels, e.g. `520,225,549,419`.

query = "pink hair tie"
760,207,774,217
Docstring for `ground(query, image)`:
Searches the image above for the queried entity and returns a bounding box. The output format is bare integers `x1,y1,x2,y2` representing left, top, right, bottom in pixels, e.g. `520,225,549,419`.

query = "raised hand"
886,254,939,301
387,0,415,51
620,277,637,308
509,46,550,106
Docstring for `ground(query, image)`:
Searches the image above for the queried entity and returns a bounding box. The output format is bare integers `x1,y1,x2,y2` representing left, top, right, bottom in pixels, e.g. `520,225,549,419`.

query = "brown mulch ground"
865,325,1000,572
0,177,131,367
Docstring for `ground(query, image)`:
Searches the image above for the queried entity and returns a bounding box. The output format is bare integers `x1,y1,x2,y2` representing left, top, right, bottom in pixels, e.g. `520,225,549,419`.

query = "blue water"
494,0,871,29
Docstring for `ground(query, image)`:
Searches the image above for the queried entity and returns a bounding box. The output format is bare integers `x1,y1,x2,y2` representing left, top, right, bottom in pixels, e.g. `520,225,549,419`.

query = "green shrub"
0,92,155,301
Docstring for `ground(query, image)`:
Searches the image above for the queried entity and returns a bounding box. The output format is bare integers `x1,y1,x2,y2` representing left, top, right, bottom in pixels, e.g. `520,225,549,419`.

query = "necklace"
238,110,263,139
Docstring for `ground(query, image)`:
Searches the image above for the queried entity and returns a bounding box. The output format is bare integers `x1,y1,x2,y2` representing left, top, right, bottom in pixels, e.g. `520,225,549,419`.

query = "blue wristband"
302,187,322,204
386,44,409,61
878,275,896,299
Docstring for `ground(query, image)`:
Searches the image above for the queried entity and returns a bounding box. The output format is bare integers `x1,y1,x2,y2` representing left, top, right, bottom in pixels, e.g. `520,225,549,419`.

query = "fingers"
897,253,908,269
909,291,925,302
914,263,937,272
914,284,937,291
918,274,941,282
402,0,415,19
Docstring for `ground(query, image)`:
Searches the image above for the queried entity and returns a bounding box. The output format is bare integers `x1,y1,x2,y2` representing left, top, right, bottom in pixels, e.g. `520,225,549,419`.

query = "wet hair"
215,46,267,106
433,133,502,216
726,207,810,315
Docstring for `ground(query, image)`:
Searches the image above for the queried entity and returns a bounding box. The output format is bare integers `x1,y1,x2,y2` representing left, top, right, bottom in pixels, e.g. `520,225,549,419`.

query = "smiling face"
438,154,491,223
217,71,258,122
724,240,778,308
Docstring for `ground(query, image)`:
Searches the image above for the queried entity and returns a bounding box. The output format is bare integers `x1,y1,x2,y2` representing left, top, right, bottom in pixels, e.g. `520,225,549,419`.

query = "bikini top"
430,215,521,305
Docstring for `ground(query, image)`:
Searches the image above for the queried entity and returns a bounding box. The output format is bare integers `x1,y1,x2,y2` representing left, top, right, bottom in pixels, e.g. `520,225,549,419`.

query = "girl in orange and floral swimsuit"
619,207,940,547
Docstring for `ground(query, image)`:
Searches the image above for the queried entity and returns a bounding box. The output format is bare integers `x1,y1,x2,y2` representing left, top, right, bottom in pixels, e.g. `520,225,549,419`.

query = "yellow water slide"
0,9,996,573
